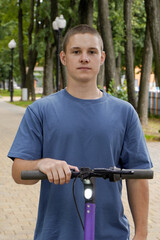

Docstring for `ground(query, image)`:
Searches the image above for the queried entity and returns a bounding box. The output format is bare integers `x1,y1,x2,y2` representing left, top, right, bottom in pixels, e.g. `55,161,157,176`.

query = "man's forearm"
12,158,40,185
126,179,149,239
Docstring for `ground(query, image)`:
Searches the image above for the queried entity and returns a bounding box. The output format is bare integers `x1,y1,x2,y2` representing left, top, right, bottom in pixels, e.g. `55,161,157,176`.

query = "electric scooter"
21,167,153,240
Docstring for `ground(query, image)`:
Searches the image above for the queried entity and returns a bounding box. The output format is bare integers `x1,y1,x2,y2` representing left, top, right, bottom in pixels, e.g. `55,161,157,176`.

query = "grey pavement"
0,98,160,240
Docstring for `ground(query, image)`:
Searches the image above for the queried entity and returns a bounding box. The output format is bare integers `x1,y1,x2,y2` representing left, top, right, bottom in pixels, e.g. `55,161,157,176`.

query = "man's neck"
65,84,102,100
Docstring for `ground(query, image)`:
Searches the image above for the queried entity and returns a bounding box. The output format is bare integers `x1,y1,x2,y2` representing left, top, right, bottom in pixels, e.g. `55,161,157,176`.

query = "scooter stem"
84,203,96,240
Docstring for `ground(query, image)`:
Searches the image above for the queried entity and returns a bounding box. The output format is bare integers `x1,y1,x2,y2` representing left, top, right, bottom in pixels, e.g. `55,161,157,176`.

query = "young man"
8,25,152,240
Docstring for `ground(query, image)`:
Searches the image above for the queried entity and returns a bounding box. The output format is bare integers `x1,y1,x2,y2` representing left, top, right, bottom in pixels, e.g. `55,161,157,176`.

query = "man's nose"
79,53,89,63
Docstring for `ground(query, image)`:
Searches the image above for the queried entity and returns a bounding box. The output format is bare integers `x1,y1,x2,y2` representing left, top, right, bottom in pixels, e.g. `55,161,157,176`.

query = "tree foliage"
0,0,148,87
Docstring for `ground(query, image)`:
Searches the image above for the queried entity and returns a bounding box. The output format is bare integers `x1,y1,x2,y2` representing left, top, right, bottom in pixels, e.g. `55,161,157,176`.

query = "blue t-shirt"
8,89,152,240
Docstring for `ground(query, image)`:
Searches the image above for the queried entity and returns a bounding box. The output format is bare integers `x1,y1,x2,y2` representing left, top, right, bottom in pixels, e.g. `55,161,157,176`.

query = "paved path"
0,98,159,240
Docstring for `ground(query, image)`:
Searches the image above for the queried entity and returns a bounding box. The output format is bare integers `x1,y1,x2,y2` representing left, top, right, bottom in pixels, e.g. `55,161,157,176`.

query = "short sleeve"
120,106,153,169
8,105,43,160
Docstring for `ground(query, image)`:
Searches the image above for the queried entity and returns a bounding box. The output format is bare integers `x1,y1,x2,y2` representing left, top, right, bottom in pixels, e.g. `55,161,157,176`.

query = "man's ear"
100,51,106,65
60,51,66,66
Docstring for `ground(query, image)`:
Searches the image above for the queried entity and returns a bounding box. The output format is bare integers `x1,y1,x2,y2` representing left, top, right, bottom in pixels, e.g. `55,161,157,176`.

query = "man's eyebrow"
70,47,81,49
88,47,99,51
70,47,99,50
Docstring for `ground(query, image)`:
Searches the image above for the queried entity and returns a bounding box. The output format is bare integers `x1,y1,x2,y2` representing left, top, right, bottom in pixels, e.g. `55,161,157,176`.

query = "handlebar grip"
71,170,80,178
21,170,47,180
121,169,154,179
21,170,79,180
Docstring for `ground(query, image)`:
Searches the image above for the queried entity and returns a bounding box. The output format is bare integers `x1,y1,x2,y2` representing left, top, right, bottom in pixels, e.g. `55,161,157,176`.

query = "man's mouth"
77,67,91,70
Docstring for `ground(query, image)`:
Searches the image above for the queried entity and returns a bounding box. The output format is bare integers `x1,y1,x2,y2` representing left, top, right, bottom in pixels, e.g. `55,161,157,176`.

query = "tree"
98,0,118,90
145,0,160,86
109,0,124,84
78,0,93,26
43,40,55,95
26,0,41,100
0,60,10,90
132,0,146,67
18,0,26,89
124,0,137,109
42,0,57,96
0,0,20,89
137,19,153,126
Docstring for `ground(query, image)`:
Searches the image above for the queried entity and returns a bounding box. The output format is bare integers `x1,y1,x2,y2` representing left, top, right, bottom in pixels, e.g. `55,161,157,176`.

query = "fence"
148,92,160,116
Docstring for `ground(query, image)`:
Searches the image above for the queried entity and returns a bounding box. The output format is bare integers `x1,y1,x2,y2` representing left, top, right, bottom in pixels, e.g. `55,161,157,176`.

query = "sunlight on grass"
142,118,160,142
10,101,34,108
0,89,22,96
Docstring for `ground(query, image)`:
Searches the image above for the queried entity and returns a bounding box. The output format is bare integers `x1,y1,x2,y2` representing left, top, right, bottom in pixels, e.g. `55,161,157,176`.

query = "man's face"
60,33,105,84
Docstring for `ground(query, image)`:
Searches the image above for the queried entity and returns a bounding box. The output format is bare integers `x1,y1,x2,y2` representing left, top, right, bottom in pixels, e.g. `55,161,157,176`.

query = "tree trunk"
26,65,35,101
26,58,36,102
78,0,93,26
27,0,36,100
26,46,37,101
124,0,137,109
27,0,40,100
48,0,59,92
97,65,105,89
60,64,67,89
154,68,159,87
98,0,118,90
145,0,160,86
138,20,153,126
51,0,58,23
116,52,122,85
2,79,5,90
43,41,55,96
18,0,26,89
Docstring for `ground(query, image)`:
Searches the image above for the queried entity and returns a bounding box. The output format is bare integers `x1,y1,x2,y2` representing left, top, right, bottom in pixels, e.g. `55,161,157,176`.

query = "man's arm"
12,158,79,185
126,179,149,240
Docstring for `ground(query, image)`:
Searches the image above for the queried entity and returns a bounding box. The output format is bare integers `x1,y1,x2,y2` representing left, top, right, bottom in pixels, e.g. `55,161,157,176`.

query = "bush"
107,79,128,101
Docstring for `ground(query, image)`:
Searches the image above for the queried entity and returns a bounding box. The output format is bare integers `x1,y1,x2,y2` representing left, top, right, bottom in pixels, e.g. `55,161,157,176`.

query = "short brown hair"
62,24,104,53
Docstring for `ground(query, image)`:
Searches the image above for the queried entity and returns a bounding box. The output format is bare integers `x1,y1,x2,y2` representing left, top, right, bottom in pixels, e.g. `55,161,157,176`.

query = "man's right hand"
37,158,79,184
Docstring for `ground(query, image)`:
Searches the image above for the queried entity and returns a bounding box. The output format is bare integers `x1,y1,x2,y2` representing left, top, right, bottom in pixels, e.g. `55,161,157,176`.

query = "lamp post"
52,15,66,92
8,39,16,102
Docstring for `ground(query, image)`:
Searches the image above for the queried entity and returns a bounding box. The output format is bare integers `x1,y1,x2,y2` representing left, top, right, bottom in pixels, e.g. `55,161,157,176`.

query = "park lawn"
143,117,160,141
10,100,34,108
0,89,42,98
0,89,22,96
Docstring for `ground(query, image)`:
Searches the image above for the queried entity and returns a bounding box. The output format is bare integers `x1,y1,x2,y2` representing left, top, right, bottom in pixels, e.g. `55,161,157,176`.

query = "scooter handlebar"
21,168,153,181
121,169,153,179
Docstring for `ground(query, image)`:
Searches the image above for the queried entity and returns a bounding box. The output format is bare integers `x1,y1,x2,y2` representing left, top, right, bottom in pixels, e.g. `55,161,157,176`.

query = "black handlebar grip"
71,171,80,179
21,170,47,180
21,170,79,180
121,169,154,179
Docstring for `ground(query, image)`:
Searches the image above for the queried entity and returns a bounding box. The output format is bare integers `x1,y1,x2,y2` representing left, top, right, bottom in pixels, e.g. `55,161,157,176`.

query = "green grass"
144,134,160,142
10,101,34,108
0,89,22,96
143,118,160,142
0,89,42,104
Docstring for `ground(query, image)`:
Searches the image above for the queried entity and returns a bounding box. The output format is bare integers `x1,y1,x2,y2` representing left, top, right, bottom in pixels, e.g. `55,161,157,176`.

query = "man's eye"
73,50,79,54
89,51,96,54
